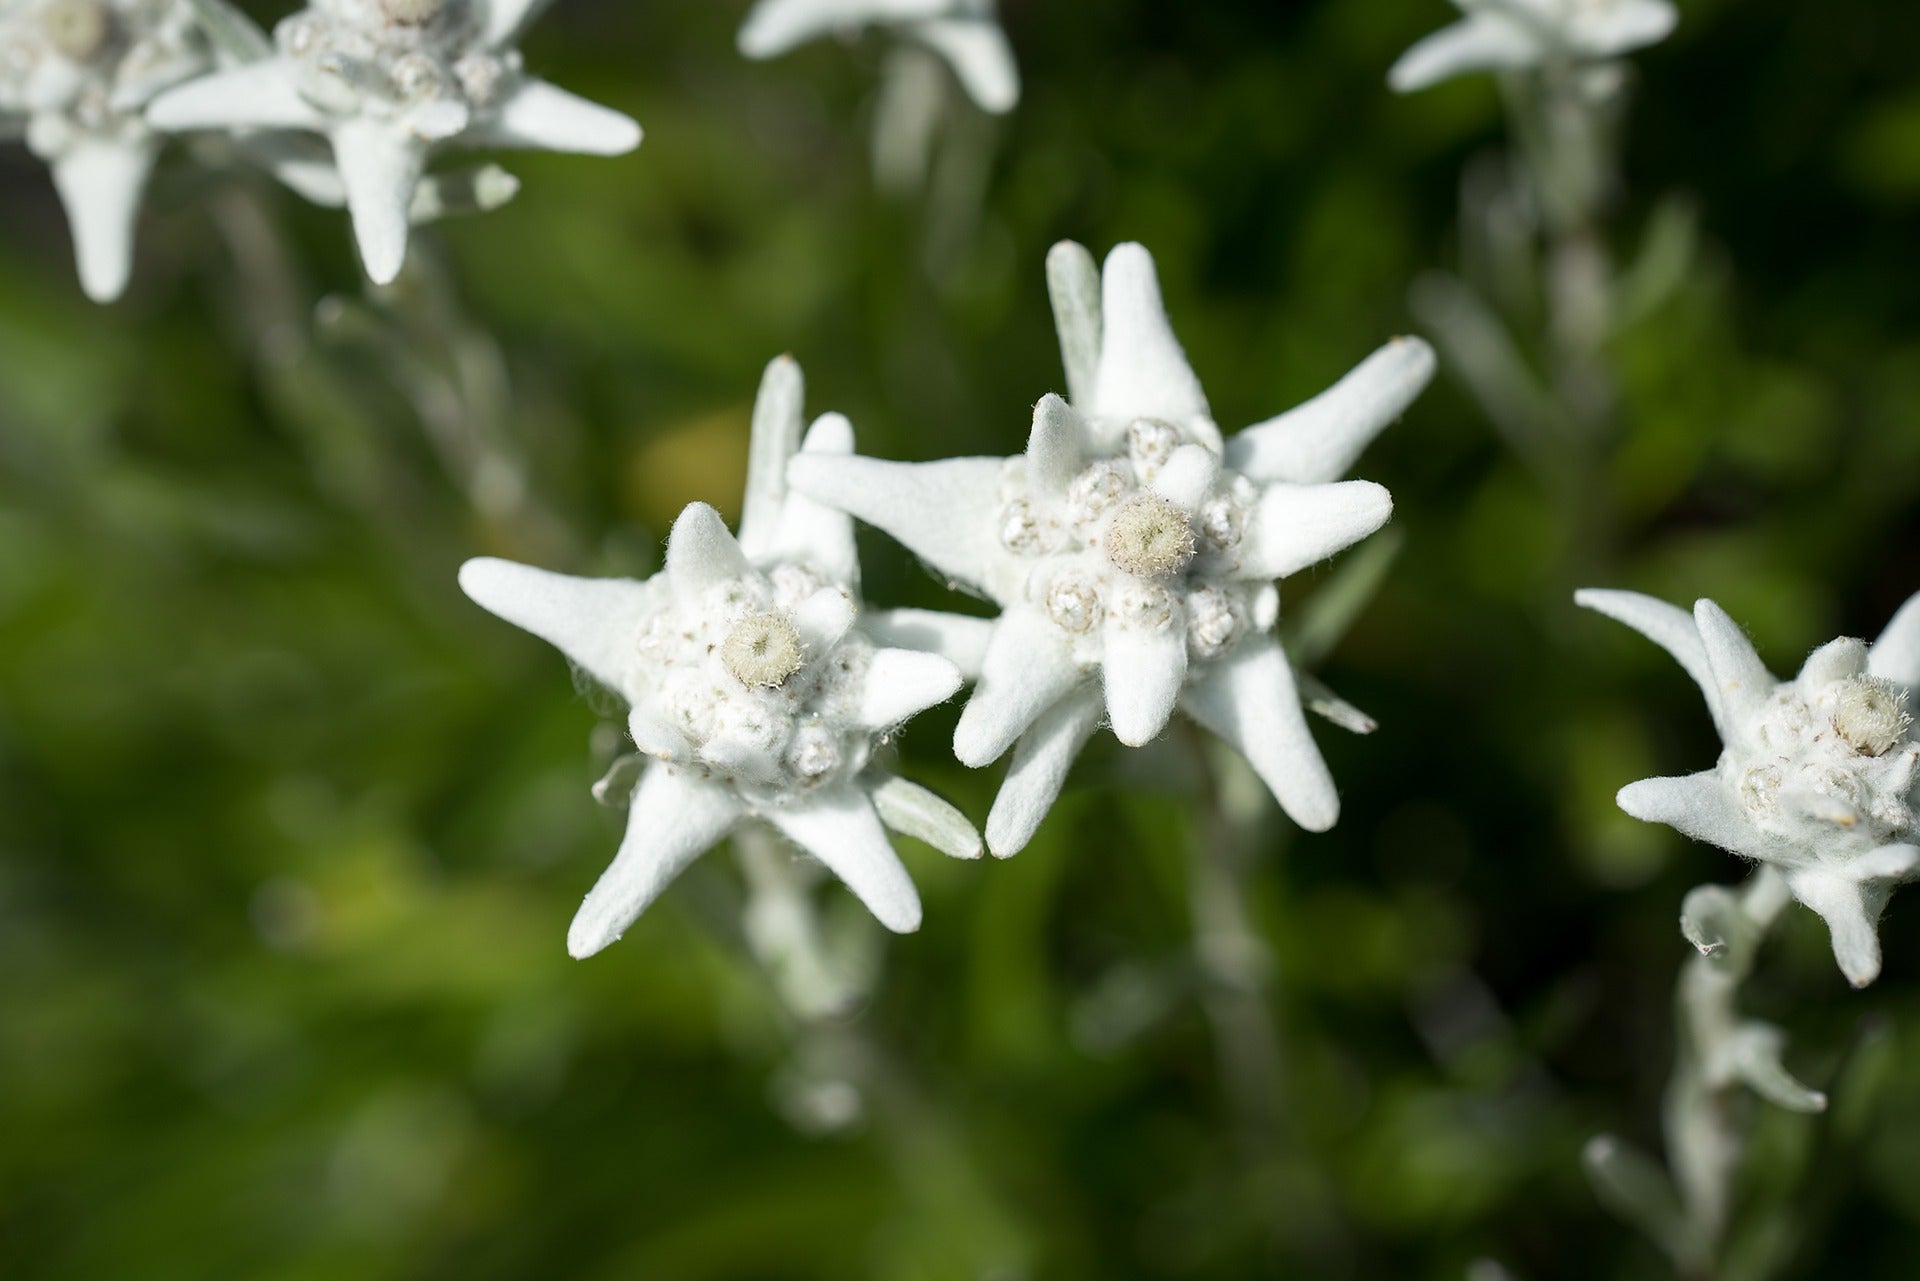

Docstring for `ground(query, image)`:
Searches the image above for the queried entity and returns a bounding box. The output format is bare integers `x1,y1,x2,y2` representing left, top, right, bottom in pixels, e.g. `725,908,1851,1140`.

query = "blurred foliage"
3,0,1920,1278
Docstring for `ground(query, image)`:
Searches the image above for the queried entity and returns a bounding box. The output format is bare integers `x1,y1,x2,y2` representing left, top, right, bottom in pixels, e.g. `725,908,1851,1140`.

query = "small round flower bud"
1104,494,1196,581
1833,678,1911,758
1127,419,1179,472
786,724,840,780
43,0,111,62
1065,461,1128,529
379,0,446,27
722,612,805,689
1045,575,1100,633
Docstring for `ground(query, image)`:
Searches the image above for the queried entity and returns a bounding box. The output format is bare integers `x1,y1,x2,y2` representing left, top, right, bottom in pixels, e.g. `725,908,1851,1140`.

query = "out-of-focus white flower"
1580,589,1920,987
147,0,639,284
0,0,209,300
460,357,981,958
789,242,1433,856
1389,0,1677,93
738,0,1017,115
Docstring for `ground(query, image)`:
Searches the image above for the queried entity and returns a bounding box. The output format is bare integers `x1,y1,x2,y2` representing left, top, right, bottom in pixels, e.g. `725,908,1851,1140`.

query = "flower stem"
1187,731,1288,1153
1664,866,1792,1268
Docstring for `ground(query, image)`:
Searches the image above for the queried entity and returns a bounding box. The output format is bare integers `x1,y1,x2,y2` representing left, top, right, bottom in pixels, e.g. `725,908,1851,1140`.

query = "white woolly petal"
1046,240,1102,409
738,0,951,57
1092,243,1210,425
1870,592,1920,688
1575,589,1729,740
1181,634,1338,831
568,765,741,958
870,776,982,859
1848,845,1920,884
51,138,156,304
861,608,994,678
1102,621,1187,747
859,648,964,728
458,557,658,693
1693,599,1776,732
665,503,752,603
953,608,1084,767
909,17,1019,114
767,786,923,933
763,415,861,585
333,120,426,285
1387,15,1540,93
146,58,323,132
485,0,555,48
1225,337,1436,484
737,355,807,559
786,453,1007,593
1150,443,1220,514
475,78,641,156
627,705,686,760
1234,481,1393,582
1798,637,1869,688
1026,394,1090,497
1616,772,1769,857
1576,0,1678,58
1785,869,1888,988
791,586,856,656
985,689,1104,857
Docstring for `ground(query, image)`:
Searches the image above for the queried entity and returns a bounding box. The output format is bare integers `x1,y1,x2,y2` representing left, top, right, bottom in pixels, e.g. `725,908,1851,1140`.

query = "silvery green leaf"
1582,1135,1700,1268
1727,1023,1827,1114
1285,525,1404,669
186,0,273,63
409,166,522,225
869,776,982,859
591,754,645,809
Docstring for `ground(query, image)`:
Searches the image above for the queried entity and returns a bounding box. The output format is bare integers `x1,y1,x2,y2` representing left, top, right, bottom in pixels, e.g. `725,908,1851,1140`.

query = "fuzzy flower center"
43,0,111,62
1833,677,1912,758
1104,494,1196,580
722,612,805,689
379,0,447,25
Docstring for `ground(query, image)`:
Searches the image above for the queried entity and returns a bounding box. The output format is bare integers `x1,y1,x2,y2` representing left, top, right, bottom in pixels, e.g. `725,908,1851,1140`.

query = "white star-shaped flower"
460,357,982,958
788,241,1435,856
1580,588,1920,987
0,0,209,300
146,0,640,284
738,0,1018,115
1388,0,1677,93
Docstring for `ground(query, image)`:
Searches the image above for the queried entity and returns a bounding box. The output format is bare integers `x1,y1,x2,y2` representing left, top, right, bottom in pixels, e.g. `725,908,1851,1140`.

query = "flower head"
1579,588,1920,986
738,0,1017,115
460,357,981,958
147,0,640,284
788,241,1434,856
0,0,209,299
1389,0,1677,94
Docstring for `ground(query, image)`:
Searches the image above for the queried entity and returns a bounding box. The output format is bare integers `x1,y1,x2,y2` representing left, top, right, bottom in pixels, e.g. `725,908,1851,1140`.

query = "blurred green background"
4,0,1920,1277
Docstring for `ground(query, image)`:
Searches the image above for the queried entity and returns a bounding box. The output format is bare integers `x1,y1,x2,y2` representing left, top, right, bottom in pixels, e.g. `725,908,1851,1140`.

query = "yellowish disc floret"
1104,494,1197,581
43,0,111,62
722,611,806,689
1833,677,1912,758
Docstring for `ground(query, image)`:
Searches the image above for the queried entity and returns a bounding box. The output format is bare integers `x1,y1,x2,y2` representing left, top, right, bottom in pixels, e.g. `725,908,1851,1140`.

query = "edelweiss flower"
789,242,1434,856
1580,589,1920,986
147,0,639,284
1388,0,1677,93
460,357,981,958
0,0,208,300
738,0,1018,115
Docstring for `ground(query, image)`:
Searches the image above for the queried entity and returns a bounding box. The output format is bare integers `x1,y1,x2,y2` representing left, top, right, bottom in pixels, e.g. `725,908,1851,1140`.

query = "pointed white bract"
460,357,979,956
146,0,640,283
0,0,210,300
789,242,1434,854
737,0,1018,115
1580,588,1920,986
1389,0,1678,94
